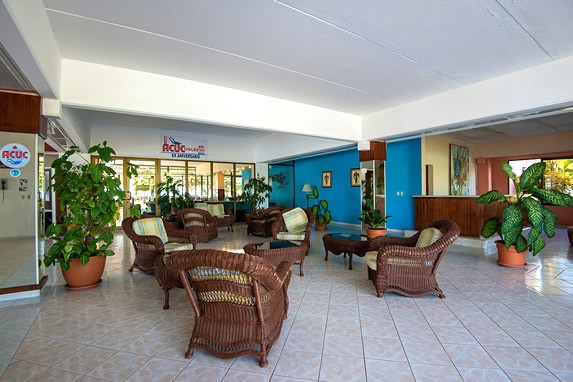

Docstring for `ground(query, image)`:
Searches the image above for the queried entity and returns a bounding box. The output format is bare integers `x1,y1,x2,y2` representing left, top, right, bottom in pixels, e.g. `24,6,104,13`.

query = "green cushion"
365,251,378,270
132,218,168,244
415,227,442,247
208,203,225,217
282,207,308,233
276,231,306,241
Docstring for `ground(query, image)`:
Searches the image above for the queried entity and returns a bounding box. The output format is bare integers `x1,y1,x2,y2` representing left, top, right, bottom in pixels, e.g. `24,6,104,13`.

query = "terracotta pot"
568,227,573,246
367,228,387,239
315,219,328,231
495,240,526,267
61,256,107,290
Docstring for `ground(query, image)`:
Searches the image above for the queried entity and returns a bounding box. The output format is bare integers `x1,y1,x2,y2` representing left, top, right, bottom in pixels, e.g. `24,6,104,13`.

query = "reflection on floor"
1,223,573,381
0,237,39,289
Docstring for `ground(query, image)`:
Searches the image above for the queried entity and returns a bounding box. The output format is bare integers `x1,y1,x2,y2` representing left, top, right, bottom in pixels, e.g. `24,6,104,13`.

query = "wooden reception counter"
414,196,504,238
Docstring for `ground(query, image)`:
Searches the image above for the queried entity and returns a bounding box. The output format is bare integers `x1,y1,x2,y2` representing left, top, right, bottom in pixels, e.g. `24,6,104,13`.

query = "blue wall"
269,164,294,207
386,139,422,230
294,150,361,225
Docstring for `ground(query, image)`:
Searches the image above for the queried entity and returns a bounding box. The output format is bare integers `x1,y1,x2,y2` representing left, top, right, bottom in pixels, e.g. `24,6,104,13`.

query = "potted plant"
358,197,391,238
237,176,273,214
157,175,183,217
308,186,331,230
44,141,140,289
477,161,573,267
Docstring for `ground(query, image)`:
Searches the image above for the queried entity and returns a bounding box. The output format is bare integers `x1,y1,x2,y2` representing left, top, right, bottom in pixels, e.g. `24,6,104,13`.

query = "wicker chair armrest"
377,244,441,260
368,235,418,251
275,260,292,284
133,234,165,251
167,229,198,247
271,220,286,238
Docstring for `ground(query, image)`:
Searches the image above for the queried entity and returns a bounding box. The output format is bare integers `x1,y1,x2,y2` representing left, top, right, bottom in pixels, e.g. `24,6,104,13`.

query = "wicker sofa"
194,202,235,231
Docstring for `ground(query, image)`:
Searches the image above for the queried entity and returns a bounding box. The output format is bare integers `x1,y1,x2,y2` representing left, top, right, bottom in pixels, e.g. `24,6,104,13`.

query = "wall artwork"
450,144,469,195
350,168,360,187
322,171,332,188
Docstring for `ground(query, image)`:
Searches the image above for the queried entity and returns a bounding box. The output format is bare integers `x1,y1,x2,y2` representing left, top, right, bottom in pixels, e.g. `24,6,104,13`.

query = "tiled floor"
1,223,573,381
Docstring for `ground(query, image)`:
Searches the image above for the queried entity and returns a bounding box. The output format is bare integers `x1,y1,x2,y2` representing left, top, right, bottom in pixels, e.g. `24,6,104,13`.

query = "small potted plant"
477,161,573,267
44,141,140,289
358,197,391,238
308,186,331,230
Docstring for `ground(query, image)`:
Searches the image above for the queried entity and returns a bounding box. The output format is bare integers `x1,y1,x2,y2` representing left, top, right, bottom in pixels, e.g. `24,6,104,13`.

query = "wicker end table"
243,240,308,276
323,233,369,270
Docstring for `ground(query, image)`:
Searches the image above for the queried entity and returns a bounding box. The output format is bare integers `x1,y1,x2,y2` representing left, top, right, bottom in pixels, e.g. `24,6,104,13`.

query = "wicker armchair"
195,202,235,232
177,208,218,242
246,206,285,237
271,207,313,254
365,219,460,298
167,249,292,367
122,216,197,274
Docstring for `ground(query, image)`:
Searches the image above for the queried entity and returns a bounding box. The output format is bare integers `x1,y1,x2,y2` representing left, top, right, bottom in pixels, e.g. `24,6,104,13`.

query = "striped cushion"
194,203,209,211
365,250,434,270
208,204,225,217
183,212,205,227
415,227,442,247
276,231,306,241
132,218,168,244
282,207,308,233
164,242,195,253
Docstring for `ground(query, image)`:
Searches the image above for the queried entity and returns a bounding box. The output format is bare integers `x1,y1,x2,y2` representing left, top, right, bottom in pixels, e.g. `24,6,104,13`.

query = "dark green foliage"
477,161,573,256
308,186,331,226
44,142,140,270
237,176,273,213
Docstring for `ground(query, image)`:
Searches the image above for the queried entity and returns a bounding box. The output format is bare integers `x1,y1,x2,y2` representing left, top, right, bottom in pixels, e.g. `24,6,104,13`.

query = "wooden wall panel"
359,141,386,161
0,90,41,135
414,196,504,237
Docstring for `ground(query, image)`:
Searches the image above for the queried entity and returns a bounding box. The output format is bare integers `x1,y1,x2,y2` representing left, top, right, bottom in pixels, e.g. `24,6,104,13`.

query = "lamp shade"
302,184,312,192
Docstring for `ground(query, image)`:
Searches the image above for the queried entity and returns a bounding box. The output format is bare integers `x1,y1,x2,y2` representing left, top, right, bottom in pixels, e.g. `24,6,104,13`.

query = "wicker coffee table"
323,233,369,270
243,240,308,276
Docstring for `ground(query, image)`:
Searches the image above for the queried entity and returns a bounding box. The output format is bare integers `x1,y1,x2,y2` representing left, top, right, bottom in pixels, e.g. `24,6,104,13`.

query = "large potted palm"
477,161,573,267
44,142,139,289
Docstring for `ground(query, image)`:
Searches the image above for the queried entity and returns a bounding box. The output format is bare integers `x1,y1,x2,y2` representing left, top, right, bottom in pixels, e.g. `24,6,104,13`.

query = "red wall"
478,151,573,226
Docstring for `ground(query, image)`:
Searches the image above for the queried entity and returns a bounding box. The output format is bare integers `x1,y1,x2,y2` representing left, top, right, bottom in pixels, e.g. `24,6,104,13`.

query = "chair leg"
185,346,195,359
163,288,170,310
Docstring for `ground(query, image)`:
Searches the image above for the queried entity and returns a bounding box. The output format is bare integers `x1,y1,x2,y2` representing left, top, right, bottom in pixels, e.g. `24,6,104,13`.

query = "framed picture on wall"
322,171,332,188
449,144,470,195
350,168,360,187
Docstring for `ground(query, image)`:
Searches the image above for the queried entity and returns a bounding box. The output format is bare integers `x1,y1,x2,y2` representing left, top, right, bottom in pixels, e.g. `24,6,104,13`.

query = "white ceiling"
42,0,573,116
3,1,573,146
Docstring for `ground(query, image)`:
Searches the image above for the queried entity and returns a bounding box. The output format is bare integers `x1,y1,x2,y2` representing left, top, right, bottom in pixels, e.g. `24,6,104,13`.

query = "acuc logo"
0,143,31,169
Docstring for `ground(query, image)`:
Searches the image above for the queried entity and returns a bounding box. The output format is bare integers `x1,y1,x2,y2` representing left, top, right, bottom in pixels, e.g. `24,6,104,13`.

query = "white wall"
91,123,257,163
473,130,573,158
0,132,39,238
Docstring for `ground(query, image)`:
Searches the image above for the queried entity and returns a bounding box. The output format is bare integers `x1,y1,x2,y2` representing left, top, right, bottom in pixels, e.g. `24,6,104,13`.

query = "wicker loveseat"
246,206,285,237
167,249,292,367
365,219,460,298
194,202,235,232
177,208,218,242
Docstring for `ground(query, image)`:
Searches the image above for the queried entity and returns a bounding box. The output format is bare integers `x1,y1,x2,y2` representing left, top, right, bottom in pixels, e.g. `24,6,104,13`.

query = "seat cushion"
415,227,442,247
365,251,378,270
132,218,168,244
282,207,308,233
208,203,225,217
164,242,195,254
276,230,306,241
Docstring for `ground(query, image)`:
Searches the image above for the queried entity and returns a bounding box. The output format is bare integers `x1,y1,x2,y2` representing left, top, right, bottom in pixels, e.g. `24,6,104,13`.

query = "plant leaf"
531,236,546,256
522,197,543,228
501,162,517,183
515,234,528,253
481,217,500,238
520,162,545,191
542,208,557,238
533,189,573,206
476,190,507,204
500,204,522,246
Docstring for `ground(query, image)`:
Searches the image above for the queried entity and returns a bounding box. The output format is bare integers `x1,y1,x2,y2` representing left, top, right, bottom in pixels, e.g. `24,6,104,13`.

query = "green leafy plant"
237,176,273,213
477,161,573,255
358,197,391,229
44,142,140,270
308,186,331,226
358,177,390,229
156,176,191,217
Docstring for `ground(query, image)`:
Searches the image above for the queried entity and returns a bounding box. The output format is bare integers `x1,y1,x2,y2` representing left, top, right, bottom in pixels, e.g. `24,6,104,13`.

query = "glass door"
127,159,157,216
